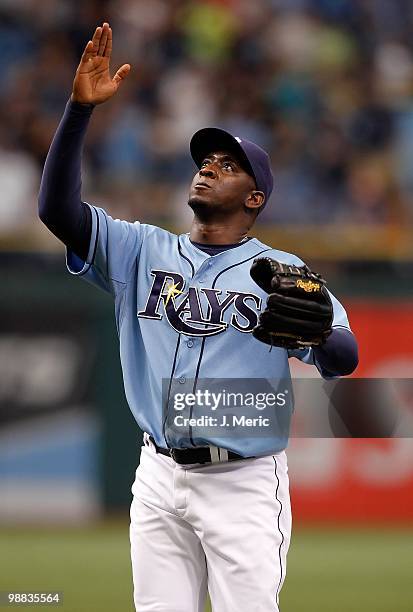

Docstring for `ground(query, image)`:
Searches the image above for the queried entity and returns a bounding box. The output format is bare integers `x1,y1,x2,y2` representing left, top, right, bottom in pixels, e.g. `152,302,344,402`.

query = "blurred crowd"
1,0,413,237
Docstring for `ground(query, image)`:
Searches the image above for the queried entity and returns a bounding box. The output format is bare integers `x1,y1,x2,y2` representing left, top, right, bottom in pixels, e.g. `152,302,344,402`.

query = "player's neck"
189,218,249,245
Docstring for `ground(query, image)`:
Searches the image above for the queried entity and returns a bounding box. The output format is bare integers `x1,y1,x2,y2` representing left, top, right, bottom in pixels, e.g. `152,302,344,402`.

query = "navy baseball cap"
190,127,274,209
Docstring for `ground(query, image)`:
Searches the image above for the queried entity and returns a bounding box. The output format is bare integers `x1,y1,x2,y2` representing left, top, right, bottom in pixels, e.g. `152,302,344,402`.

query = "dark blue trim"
178,236,195,278
211,248,272,289
162,236,194,447
273,456,285,606
190,237,252,256
188,336,207,446
90,206,100,265
162,334,181,448
76,205,99,276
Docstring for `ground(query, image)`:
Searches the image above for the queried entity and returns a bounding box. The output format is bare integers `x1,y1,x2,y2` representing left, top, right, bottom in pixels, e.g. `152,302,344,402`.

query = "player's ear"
245,191,265,213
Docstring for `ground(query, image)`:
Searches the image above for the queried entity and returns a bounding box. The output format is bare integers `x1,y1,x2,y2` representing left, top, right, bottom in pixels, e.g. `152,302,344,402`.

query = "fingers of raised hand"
80,24,101,64
91,25,102,56
98,22,111,57
80,22,112,67
104,27,113,58
113,64,131,86
80,40,94,63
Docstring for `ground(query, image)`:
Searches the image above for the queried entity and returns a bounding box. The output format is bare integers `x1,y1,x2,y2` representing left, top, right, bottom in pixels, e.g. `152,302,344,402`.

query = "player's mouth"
194,182,212,190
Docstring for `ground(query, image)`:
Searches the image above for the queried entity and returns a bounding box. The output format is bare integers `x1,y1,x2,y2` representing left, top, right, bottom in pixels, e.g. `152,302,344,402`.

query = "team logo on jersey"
138,270,262,337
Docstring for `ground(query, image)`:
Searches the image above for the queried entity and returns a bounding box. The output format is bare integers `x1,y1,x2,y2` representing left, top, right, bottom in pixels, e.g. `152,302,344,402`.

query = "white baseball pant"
130,436,291,612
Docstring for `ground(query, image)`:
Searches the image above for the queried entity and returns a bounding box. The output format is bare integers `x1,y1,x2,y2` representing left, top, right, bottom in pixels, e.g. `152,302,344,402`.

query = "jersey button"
179,376,186,384
187,340,194,348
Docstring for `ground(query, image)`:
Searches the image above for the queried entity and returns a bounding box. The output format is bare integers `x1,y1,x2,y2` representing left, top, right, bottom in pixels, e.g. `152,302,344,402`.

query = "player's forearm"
313,327,359,377
38,99,93,260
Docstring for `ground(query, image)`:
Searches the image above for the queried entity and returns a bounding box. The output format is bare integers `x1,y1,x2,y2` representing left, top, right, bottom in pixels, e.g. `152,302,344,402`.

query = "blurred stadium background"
0,0,412,610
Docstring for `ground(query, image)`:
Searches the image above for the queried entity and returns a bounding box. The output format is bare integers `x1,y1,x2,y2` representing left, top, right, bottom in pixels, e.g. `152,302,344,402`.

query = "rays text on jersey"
138,269,262,337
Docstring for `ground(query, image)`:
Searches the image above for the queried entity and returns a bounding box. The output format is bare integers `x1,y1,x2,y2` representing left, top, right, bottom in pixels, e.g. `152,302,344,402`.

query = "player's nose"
199,165,217,179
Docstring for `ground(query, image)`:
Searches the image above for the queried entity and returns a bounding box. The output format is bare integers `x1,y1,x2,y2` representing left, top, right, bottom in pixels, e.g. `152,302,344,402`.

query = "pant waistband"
146,435,254,465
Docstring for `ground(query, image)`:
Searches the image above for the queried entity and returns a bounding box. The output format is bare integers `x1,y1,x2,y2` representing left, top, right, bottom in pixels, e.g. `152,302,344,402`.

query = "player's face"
188,150,257,216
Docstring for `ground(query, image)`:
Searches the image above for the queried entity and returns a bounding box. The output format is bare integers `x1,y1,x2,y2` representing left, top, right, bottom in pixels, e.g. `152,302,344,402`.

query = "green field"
0,523,412,611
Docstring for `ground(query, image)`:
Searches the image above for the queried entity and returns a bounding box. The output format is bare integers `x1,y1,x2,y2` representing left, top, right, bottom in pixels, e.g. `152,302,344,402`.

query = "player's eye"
201,159,211,168
223,161,234,171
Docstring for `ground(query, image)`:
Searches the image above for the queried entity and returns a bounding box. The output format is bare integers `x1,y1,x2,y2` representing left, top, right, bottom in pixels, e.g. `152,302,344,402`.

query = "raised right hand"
72,22,131,105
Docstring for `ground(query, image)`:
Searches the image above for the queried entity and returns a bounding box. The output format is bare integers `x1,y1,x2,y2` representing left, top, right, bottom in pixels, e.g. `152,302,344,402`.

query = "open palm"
72,22,130,105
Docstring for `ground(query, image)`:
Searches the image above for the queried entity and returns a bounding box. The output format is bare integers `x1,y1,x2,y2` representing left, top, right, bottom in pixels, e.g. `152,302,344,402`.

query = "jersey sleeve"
66,203,144,295
328,289,351,331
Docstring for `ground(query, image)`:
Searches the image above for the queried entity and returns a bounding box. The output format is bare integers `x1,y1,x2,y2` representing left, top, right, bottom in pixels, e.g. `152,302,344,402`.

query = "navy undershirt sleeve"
313,327,358,377
38,99,94,261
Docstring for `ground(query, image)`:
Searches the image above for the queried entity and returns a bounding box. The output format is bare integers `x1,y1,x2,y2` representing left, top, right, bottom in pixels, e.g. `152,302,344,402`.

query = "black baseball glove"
250,258,333,349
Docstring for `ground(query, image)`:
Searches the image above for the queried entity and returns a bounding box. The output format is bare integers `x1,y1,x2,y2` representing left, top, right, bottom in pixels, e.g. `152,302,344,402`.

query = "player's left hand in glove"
250,258,333,349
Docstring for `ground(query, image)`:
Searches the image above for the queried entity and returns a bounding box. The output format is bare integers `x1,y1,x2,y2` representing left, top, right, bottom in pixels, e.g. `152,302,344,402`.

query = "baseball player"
38,23,358,612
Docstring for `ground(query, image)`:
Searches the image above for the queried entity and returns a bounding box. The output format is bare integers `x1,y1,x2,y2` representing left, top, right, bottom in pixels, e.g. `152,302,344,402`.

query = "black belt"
148,436,253,465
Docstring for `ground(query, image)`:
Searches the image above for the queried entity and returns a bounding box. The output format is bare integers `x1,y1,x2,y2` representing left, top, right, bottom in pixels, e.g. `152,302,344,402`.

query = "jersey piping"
188,247,272,446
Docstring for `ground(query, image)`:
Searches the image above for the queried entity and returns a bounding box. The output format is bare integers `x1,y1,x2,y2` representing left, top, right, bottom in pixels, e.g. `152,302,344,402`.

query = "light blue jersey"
67,204,350,456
